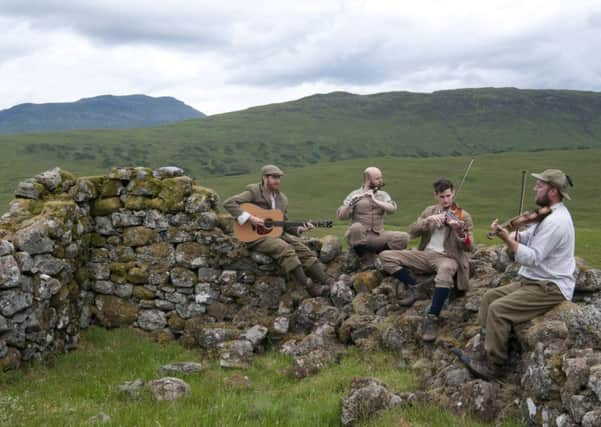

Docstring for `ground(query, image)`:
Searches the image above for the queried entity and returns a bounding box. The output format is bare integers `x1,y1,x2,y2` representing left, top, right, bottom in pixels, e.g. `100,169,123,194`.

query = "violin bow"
515,170,527,240
455,158,475,199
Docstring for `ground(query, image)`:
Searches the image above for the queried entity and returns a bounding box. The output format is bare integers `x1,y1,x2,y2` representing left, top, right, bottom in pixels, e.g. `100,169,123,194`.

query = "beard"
535,190,551,207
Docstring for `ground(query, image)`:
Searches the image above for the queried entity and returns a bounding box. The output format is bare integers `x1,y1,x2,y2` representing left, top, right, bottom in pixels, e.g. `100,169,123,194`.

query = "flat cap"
260,164,284,176
531,169,572,200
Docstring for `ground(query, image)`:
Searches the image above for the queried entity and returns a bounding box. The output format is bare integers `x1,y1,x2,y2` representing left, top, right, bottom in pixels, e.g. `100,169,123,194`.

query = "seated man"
223,164,331,297
379,178,473,342
337,167,408,264
454,169,575,380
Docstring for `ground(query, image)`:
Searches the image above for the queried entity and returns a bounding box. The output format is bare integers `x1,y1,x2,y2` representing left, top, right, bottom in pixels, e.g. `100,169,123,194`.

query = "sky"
1,0,601,115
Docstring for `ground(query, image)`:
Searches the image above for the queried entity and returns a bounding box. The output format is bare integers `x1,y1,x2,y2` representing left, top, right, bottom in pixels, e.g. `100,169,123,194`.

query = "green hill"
1,87,601,208
0,94,204,134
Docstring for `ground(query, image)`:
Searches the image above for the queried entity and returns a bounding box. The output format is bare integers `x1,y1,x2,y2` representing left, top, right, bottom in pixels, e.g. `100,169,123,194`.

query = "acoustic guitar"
233,203,333,242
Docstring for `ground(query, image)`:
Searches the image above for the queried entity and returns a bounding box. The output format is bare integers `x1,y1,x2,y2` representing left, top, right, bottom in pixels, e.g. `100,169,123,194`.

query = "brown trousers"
379,249,457,288
249,233,318,273
347,223,409,253
478,278,565,364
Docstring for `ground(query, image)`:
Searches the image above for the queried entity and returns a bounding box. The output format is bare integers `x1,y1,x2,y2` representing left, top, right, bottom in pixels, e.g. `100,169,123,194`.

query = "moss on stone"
91,197,122,216
122,196,148,210
59,169,76,182
127,265,149,284
90,233,106,247
127,175,162,197
132,286,155,300
100,179,123,198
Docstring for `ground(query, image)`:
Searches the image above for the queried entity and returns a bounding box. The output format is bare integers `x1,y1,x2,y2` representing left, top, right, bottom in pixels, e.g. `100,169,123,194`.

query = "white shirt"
515,202,576,300
426,226,447,254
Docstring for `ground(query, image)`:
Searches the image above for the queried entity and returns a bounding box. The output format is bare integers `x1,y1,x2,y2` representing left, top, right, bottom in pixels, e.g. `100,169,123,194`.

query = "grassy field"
0,327,521,427
1,88,601,197
201,149,601,266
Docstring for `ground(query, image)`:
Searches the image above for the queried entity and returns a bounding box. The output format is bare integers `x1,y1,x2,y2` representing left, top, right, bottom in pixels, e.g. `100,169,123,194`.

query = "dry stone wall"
2,166,601,426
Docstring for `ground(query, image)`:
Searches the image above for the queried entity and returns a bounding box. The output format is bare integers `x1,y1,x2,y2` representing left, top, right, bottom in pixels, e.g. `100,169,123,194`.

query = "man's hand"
248,215,265,227
298,222,315,234
490,219,509,240
428,213,447,228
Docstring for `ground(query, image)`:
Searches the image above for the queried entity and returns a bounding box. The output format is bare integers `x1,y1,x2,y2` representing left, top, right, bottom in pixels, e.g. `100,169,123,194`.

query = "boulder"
147,377,191,401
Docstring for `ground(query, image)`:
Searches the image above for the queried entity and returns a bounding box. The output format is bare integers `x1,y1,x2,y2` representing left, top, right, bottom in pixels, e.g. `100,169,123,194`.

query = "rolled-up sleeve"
515,222,560,267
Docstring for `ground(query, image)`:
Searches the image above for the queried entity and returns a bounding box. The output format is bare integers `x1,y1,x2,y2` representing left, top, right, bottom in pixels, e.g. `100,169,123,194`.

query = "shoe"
307,283,330,298
421,314,438,342
451,348,503,381
398,287,418,307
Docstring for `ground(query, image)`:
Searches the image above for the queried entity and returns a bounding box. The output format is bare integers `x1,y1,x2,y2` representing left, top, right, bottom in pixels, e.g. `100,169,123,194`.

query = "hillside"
0,94,204,133
0,88,600,184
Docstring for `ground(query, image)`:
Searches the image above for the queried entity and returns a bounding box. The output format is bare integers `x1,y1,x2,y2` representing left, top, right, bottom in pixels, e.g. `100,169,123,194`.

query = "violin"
487,206,552,239
444,202,464,225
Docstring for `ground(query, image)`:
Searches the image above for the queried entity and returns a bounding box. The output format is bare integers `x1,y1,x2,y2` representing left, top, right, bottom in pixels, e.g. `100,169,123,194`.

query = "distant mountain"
1,88,601,183
0,94,205,133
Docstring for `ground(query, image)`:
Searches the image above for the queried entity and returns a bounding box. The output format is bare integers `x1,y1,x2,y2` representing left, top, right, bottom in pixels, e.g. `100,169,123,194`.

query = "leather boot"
291,265,310,286
451,348,504,381
421,314,438,342
398,280,431,307
299,264,330,297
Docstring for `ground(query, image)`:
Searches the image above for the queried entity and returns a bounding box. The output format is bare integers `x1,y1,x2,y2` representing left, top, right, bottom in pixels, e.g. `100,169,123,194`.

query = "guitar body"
234,203,285,242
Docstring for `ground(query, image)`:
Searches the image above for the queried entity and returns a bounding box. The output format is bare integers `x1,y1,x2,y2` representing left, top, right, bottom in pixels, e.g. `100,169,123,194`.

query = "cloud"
1,0,601,114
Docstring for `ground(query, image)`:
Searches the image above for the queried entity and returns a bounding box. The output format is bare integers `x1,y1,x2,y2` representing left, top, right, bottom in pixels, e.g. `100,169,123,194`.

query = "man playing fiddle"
454,169,575,380
337,167,409,266
379,178,474,342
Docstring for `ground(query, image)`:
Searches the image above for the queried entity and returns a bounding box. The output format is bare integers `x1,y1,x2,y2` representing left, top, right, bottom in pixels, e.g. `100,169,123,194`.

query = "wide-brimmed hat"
260,164,284,176
531,169,572,200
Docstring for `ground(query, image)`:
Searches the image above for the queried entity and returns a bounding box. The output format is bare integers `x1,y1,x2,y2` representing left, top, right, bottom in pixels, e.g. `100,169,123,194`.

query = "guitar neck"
269,221,327,228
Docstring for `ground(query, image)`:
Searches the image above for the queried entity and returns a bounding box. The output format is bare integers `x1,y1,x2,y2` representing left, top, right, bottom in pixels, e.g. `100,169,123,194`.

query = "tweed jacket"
338,188,397,234
408,204,474,290
223,183,298,236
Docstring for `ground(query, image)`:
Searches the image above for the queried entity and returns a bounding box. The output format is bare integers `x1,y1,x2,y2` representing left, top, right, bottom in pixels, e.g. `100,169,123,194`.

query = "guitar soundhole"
256,219,273,235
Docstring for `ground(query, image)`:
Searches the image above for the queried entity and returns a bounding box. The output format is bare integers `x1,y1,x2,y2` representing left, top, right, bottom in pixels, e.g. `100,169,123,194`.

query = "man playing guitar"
223,164,332,297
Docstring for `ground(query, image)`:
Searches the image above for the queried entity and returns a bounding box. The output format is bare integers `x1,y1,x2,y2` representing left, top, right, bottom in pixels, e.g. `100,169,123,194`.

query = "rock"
111,211,144,227
330,278,354,308
91,197,122,216
0,240,14,257
320,235,342,263
288,348,340,379
576,268,601,293
340,377,405,426
170,267,197,288
240,325,268,348
15,178,46,199
69,178,97,202
13,222,54,254
31,254,65,275
118,379,145,399
159,362,203,375
460,380,502,422
588,364,601,400
153,166,185,179
34,274,62,300
123,226,156,247
218,339,254,369
95,295,138,328
352,271,381,293
0,347,21,371
582,410,601,427
175,242,209,268
137,309,167,331
147,377,191,401
92,280,115,295
223,374,252,390
273,316,289,334
0,289,33,317
198,327,239,350
175,302,206,319
86,412,111,424
291,298,340,334
0,255,20,289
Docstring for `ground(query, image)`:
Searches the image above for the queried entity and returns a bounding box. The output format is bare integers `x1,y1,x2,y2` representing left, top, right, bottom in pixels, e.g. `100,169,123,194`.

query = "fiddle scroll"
487,206,552,239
